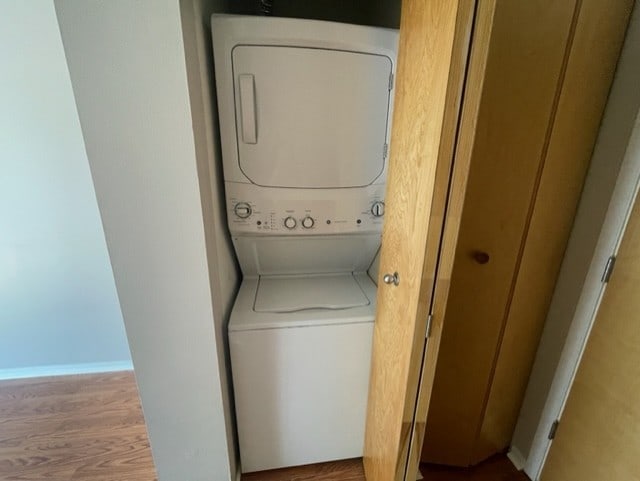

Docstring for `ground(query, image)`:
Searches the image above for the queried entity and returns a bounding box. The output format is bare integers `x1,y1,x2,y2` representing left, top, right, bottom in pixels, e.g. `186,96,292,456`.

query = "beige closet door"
363,1,477,480
541,193,640,480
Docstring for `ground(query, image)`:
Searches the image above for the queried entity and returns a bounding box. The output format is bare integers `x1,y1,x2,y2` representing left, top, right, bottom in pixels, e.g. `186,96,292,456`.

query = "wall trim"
0,361,134,381
507,447,526,471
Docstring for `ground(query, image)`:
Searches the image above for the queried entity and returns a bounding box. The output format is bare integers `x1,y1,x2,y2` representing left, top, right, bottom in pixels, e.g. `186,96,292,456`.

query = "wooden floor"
0,373,529,481
242,455,529,481
0,372,156,481
419,456,530,481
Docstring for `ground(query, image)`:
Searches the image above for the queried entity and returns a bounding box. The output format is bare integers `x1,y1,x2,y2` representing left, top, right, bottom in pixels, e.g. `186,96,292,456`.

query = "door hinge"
388,72,394,90
601,255,617,283
548,419,560,440
425,314,434,339
383,143,389,159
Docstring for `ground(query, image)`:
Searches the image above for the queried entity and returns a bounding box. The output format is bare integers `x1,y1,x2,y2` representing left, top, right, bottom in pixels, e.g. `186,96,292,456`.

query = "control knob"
371,201,385,217
302,216,315,229
234,202,252,219
284,216,297,229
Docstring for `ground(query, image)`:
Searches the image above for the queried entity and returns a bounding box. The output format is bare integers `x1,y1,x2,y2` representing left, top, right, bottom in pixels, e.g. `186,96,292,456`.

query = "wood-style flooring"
0,373,529,481
0,372,156,481
420,456,530,481
242,455,530,481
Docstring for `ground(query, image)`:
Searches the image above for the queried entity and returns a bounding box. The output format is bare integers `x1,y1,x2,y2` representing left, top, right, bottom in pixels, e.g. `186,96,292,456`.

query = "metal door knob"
383,272,400,286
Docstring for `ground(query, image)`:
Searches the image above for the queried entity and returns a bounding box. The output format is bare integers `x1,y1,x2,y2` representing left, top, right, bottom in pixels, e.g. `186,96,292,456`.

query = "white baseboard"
507,446,526,471
0,361,134,381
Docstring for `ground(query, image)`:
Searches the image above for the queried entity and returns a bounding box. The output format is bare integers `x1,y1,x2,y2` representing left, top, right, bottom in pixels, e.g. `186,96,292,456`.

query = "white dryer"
211,15,398,473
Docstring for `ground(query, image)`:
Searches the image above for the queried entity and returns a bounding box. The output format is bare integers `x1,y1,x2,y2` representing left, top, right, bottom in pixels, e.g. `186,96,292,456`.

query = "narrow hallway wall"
0,1,130,378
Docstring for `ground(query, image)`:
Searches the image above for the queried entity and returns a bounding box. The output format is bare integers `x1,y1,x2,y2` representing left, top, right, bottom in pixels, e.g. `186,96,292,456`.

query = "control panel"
225,182,386,235
371,201,385,217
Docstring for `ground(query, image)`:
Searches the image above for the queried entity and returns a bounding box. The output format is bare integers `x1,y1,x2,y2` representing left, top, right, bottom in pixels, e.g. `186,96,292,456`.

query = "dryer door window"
232,45,392,188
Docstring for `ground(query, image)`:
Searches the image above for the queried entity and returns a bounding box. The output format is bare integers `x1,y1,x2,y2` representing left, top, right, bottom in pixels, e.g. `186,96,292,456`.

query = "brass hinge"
425,314,433,339
601,255,617,283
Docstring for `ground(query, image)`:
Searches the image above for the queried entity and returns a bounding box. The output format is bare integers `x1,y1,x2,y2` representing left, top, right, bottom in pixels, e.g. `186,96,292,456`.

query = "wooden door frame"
524,113,640,480
518,11,640,478
537,114,640,479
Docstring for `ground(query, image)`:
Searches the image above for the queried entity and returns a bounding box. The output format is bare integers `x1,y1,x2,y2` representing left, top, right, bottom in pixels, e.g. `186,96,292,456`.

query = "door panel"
363,1,474,480
403,1,484,479
477,0,633,460
541,190,640,481
422,0,581,466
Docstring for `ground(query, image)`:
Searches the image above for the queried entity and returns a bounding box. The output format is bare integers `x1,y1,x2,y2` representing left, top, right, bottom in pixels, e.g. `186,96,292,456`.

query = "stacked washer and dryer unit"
211,15,398,474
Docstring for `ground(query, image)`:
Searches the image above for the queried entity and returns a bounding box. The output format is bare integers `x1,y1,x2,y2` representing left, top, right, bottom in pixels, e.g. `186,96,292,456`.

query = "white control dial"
302,216,315,229
284,216,297,229
234,202,252,219
371,201,385,217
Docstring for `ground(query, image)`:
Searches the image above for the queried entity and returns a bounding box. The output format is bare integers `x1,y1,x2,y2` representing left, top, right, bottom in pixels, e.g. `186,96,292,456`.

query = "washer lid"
254,273,370,313
232,45,392,188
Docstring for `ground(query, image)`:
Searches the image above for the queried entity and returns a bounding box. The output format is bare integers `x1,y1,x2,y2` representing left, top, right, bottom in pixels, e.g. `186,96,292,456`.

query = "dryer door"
232,45,392,188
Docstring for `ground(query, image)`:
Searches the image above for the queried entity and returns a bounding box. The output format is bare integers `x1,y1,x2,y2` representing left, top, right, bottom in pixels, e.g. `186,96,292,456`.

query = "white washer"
211,15,398,473
229,272,377,472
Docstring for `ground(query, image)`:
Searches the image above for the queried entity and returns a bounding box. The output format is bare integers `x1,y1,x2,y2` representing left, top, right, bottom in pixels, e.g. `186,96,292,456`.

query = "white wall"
511,3,640,469
179,0,241,476
55,1,234,480
0,1,130,378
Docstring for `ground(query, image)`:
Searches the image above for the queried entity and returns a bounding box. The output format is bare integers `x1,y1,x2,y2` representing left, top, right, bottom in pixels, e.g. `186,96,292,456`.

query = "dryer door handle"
238,74,257,144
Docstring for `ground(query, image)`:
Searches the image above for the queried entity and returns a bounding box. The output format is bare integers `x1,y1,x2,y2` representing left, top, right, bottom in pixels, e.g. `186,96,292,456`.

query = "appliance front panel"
233,234,381,276
225,182,385,236
232,45,392,188
230,321,373,472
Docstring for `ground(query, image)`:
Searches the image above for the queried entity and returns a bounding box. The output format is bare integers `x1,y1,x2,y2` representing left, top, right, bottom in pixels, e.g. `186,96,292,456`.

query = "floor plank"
0,372,157,481
242,458,366,481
